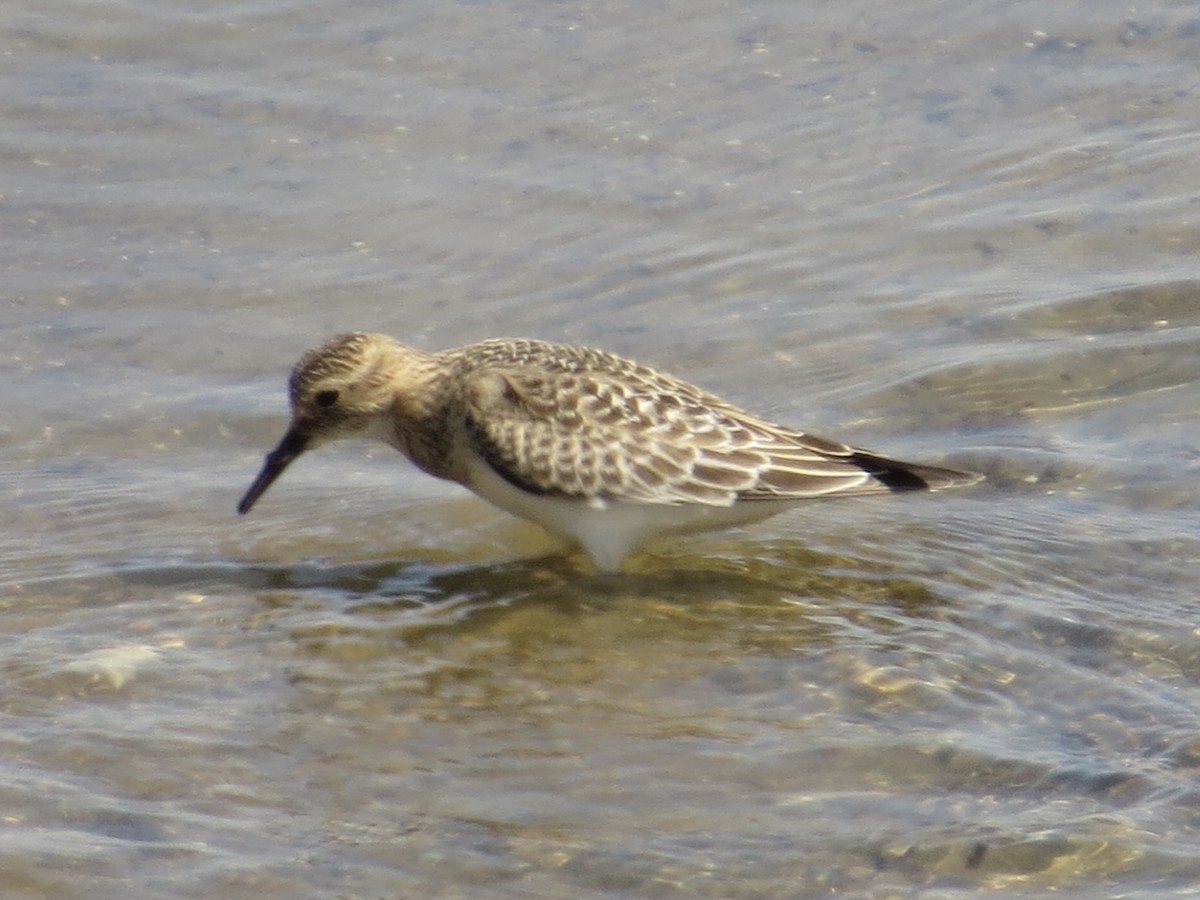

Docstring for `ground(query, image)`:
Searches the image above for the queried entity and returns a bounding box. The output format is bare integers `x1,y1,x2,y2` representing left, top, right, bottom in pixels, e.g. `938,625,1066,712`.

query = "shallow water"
6,0,1200,896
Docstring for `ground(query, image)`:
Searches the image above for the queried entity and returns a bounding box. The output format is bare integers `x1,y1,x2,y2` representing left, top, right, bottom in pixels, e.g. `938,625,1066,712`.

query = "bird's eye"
314,389,340,408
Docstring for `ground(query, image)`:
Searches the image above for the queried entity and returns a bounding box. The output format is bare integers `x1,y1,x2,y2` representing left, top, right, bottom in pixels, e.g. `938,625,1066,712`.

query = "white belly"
462,455,793,570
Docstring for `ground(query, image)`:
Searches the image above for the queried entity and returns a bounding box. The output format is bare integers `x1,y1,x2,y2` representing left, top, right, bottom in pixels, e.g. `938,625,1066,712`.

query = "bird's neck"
380,346,460,481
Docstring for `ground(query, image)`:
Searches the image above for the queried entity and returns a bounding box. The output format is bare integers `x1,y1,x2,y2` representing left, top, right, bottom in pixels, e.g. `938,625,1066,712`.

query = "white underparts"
463,454,795,571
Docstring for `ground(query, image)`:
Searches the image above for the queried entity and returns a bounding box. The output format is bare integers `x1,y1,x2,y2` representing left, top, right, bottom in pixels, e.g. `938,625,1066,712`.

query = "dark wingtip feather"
849,451,982,493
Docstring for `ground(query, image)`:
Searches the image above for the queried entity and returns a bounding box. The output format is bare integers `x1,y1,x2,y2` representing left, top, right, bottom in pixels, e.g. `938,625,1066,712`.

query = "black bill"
237,428,309,514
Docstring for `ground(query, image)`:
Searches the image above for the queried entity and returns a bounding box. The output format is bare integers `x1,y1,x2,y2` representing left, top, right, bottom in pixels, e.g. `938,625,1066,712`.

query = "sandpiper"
238,333,980,570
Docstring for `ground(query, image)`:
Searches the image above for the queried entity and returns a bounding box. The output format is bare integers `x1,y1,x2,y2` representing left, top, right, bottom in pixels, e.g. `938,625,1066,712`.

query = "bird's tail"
849,451,983,493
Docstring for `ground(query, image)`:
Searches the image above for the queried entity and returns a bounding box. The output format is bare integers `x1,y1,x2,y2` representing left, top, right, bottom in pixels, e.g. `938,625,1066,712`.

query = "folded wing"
460,363,977,507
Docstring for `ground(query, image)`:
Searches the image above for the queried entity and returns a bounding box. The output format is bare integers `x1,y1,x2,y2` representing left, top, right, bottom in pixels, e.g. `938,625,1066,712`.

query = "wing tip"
849,451,983,493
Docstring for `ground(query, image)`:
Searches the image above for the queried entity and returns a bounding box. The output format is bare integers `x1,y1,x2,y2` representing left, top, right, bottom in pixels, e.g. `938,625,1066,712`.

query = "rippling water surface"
6,0,1200,896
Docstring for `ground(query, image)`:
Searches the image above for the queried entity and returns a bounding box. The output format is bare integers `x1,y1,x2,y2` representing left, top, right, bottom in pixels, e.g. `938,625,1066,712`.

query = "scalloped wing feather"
458,357,898,508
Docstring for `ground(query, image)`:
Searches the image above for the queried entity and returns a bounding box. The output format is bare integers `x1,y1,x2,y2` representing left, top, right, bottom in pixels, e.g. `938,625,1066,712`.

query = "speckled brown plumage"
238,332,981,569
